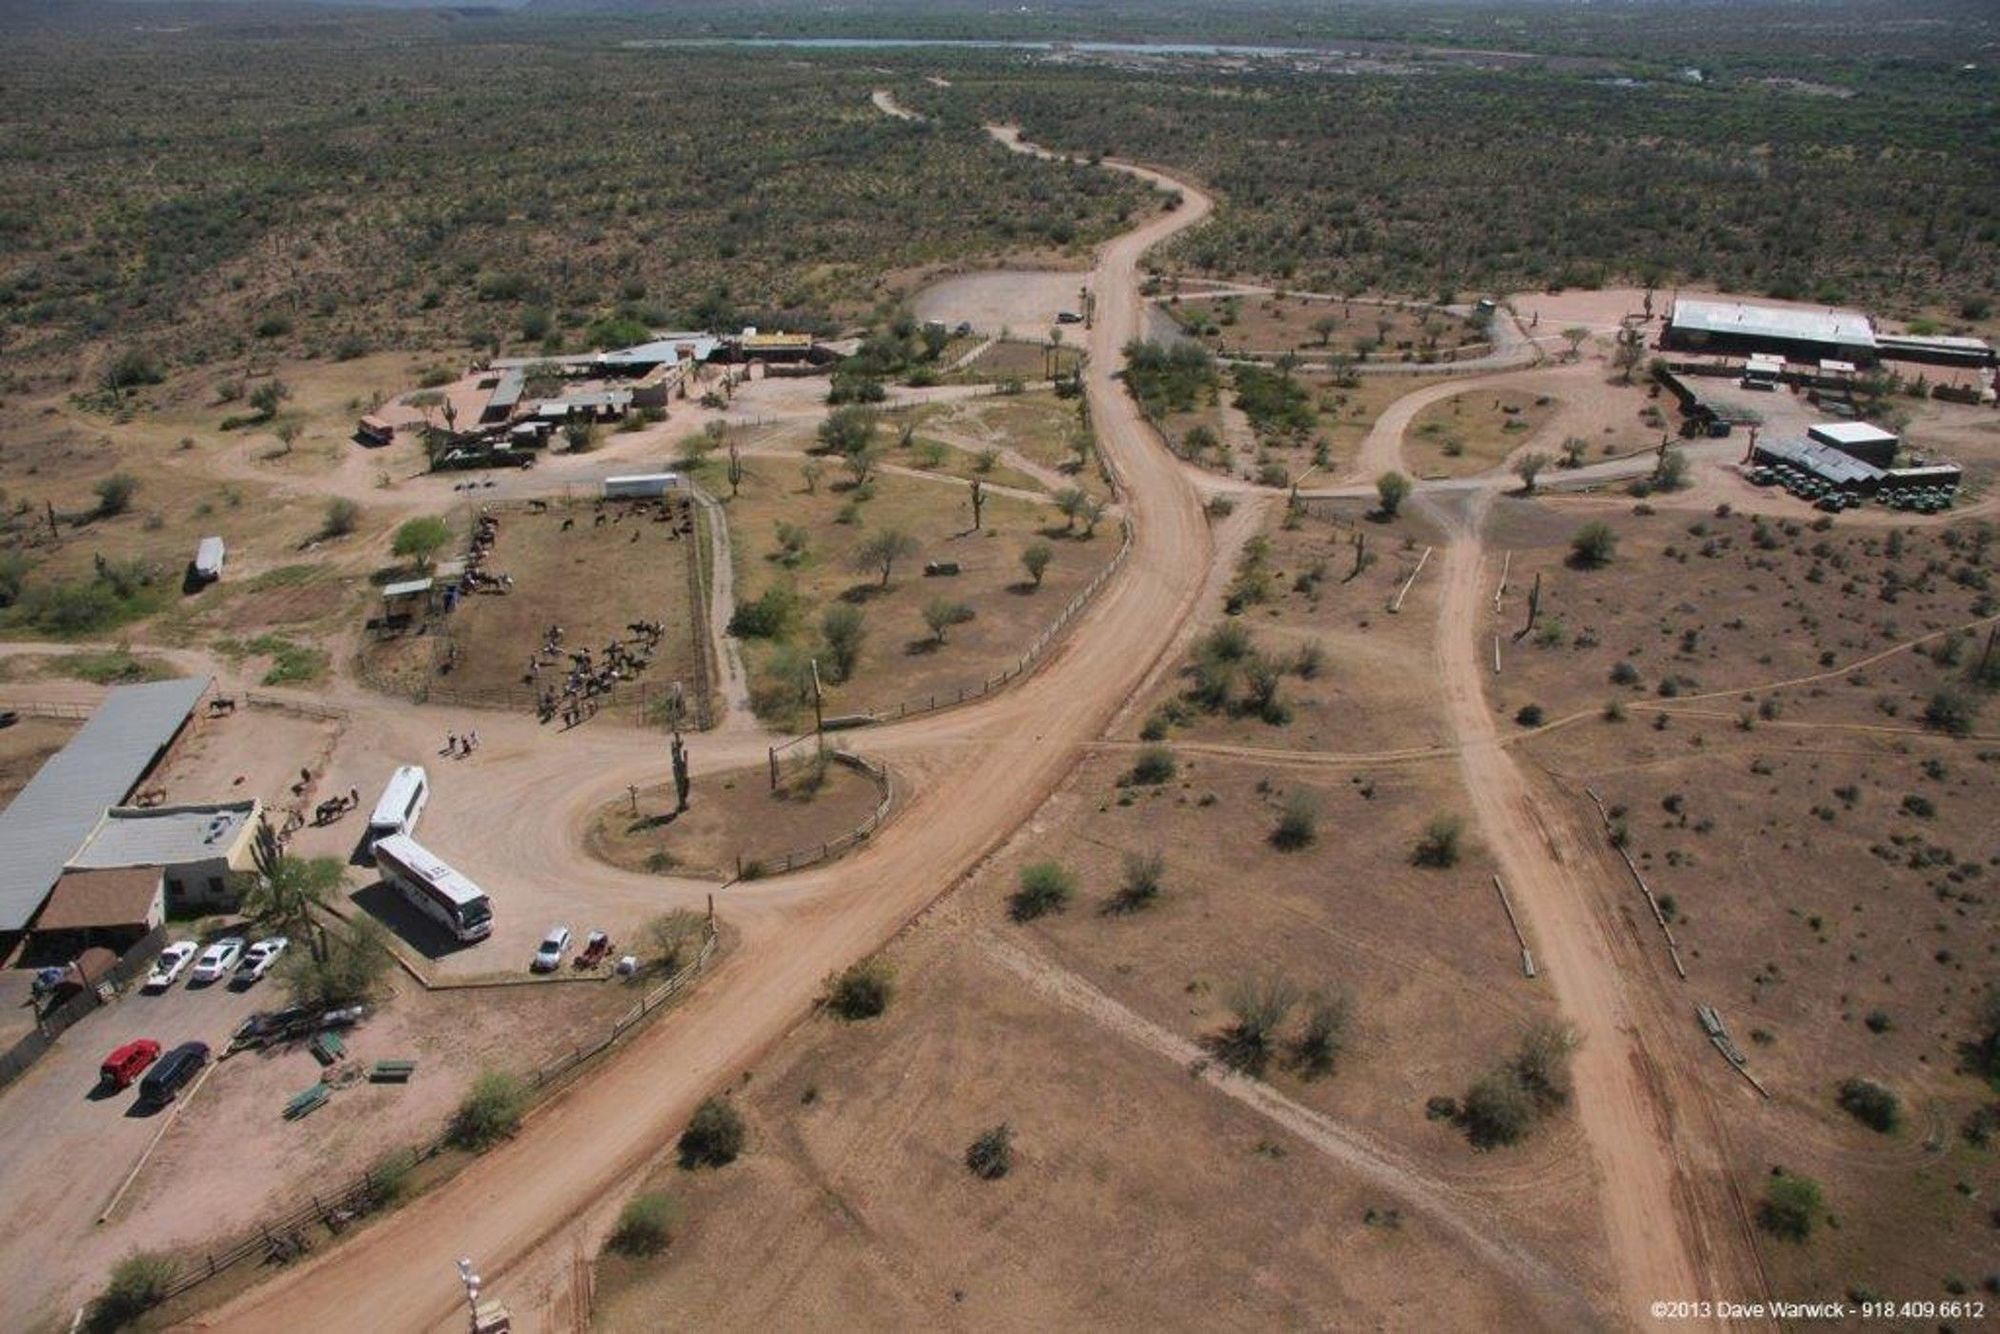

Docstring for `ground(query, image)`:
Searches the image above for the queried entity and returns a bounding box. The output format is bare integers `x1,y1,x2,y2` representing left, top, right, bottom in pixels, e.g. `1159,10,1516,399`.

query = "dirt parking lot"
0,948,275,1330
912,269,1089,346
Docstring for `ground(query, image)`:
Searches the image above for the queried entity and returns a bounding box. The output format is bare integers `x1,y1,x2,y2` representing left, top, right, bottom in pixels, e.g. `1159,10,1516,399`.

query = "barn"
1663,298,1877,366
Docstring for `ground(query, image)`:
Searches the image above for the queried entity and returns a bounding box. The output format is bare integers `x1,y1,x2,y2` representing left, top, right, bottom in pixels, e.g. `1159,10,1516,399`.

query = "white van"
368,765,430,845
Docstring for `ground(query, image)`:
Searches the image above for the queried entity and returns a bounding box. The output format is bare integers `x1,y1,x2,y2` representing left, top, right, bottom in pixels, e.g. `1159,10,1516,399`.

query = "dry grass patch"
1405,388,1561,479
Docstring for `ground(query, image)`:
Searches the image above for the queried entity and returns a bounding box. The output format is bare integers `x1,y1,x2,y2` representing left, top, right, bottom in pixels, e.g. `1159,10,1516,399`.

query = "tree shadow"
903,638,944,656
839,582,887,605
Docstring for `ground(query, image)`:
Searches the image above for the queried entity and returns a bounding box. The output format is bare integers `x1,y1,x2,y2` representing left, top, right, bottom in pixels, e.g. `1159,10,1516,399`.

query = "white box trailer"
602,473,682,500
192,536,226,584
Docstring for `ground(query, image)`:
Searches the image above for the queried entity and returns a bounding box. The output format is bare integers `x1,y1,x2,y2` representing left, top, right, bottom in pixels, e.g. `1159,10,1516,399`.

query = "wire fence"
149,922,719,1308
855,514,1135,727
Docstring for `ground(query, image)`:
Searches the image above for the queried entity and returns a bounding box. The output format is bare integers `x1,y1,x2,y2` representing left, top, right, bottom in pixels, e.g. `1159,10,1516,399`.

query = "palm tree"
242,818,343,963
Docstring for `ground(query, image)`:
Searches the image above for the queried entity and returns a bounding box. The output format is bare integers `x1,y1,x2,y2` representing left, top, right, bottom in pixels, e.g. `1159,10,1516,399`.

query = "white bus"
371,834,492,943
368,765,430,845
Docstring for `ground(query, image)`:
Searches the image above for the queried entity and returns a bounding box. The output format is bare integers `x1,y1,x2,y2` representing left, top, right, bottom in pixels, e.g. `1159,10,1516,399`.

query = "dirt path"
980,931,1599,1326
871,88,923,122
686,486,753,730
1424,487,1761,1329
196,122,1218,1334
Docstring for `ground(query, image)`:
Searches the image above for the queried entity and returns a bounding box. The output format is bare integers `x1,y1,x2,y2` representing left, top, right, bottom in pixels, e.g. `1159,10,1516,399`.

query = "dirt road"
1425,487,1760,1327
197,129,1216,1334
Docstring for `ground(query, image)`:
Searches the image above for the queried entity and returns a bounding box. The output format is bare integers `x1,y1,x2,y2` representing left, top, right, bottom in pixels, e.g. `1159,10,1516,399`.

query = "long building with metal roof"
0,676,210,935
1664,298,1878,364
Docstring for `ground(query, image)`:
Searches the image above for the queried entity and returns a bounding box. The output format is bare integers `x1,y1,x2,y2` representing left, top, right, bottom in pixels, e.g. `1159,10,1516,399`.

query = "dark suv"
137,1041,210,1107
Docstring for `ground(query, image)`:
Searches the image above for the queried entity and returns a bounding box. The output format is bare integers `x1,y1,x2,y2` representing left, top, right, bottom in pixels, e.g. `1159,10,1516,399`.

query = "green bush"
323,497,361,538
1127,744,1175,786
86,1253,179,1333
448,1071,526,1150
1412,814,1464,868
1010,860,1076,922
1757,1171,1823,1242
1460,1069,1534,1148
728,584,799,639
1569,521,1617,567
608,1192,681,1256
94,472,140,518
824,958,894,1020
678,1096,745,1168
1835,1078,1901,1133
1270,790,1319,850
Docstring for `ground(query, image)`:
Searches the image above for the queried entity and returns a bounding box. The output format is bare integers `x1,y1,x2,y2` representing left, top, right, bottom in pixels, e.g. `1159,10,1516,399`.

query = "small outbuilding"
1807,421,1898,468
66,800,260,913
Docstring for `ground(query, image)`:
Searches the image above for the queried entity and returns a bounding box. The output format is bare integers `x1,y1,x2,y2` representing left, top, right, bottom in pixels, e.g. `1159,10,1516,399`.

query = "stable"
0,677,211,946
1807,421,1898,468
1664,298,1877,365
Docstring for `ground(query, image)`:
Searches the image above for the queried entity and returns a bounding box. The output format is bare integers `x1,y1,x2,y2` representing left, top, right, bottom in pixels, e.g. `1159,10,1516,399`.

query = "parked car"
189,937,246,984
144,940,199,991
137,1041,210,1106
235,937,289,985
531,926,572,973
1055,310,1083,324
99,1039,162,1091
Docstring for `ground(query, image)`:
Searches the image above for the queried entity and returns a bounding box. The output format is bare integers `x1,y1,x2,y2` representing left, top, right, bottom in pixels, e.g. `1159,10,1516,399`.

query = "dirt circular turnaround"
583,759,888,881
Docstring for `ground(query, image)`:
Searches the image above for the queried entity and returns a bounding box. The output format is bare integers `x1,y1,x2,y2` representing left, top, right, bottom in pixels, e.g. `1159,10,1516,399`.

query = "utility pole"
810,657,825,750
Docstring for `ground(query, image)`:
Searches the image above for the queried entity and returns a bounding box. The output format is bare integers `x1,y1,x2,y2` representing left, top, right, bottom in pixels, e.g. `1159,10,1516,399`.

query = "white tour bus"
371,833,492,943
368,765,430,846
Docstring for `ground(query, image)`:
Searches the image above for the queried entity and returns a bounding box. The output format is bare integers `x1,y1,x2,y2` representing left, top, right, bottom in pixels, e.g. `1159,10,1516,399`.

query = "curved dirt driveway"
198,127,1217,1334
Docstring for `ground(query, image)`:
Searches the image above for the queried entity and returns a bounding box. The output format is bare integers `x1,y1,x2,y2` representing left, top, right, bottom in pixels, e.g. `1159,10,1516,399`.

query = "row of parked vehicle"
144,935,289,991
98,1038,210,1107
530,925,612,973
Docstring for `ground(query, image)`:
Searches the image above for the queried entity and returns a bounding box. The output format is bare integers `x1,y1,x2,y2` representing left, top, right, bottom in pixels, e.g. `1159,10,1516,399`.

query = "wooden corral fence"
145,921,719,1308
742,747,895,879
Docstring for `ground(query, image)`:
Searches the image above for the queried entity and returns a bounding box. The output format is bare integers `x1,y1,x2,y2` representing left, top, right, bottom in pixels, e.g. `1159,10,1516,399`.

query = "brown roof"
34,867,163,931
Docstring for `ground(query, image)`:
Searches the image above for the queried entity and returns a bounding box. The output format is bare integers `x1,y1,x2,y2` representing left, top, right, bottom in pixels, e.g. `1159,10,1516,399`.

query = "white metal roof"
381,578,434,599
1671,298,1876,349
0,676,211,931
1808,421,1897,447
67,801,257,870
195,536,225,574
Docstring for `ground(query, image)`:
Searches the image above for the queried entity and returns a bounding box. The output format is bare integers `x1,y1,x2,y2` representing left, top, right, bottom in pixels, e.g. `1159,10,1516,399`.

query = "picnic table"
369,1059,418,1084
309,1031,346,1067
284,1083,330,1121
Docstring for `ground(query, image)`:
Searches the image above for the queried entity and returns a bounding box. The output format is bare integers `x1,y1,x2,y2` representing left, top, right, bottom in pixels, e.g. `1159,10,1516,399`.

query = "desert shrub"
364,1147,417,1210
1290,991,1352,1079
1460,1069,1535,1149
1511,1021,1578,1111
1570,521,1617,567
645,909,707,970
1375,470,1411,517
1758,1171,1823,1242
449,1071,526,1150
1109,850,1165,913
1010,860,1076,921
1835,1078,1901,1133
1925,687,1978,736
1412,814,1464,867
608,1192,681,1256
86,1253,179,1333
965,1123,1016,1180
1515,703,1544,726
819,604,866,682
1127,744,1176,786
824,958,894,1020
94,473,140,518
1020,541,1053,586
678,1097,746,1168
1610,660,1641,685
322,497,361,538
1211,974,1298,1076
1270,789,1319,850
729,584,799,639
